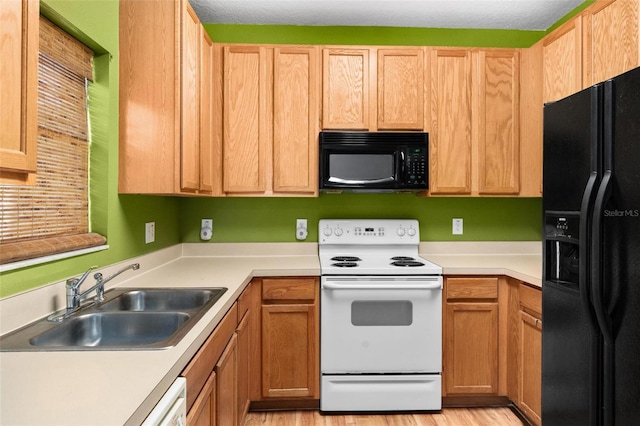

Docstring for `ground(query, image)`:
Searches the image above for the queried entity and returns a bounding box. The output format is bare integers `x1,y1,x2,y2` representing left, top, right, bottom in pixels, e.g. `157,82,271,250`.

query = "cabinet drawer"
181,303,238,412
262,278,317,301
446,277,498,300
519,283,542,317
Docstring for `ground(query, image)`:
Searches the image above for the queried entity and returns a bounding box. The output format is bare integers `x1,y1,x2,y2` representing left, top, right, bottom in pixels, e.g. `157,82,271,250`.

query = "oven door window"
328,153,396,185
351,300,413,326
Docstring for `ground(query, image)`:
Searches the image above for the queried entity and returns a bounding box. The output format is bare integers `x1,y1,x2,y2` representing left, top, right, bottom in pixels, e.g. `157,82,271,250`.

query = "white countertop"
0,241,541,425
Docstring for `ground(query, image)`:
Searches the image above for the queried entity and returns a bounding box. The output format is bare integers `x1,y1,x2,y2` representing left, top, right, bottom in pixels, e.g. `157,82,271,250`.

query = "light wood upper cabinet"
223,45,270,194
322,47,425,131
542,18,583,103
221,44,319,196
429,49,474,195
119,0,214,195
377,49,425,130
322,48,371,130
477,49,520,195
0,0,39,182
180,3,201,193
273,47,320,194
199,30,215,194
583,0,640,86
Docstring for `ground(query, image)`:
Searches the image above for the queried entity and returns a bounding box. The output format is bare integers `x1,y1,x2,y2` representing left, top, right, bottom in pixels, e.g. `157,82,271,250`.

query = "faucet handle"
67,266,98,289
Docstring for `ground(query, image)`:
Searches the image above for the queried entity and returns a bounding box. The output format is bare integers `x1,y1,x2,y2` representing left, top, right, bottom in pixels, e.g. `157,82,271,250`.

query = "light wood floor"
244,408,525,425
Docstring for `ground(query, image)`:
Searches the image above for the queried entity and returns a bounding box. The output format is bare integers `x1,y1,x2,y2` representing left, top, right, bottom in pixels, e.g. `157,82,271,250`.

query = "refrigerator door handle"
591,81,615,346
591,170,614,344
579,171,601,333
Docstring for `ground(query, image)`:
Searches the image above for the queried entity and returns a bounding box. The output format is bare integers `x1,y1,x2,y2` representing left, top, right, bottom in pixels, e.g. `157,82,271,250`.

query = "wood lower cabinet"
182,303,237,425
444,277,499,395
261,277,319,399
216,334,238,426
0,0,39,183
237,280,261,424
187,370,216,426
517,283,542,426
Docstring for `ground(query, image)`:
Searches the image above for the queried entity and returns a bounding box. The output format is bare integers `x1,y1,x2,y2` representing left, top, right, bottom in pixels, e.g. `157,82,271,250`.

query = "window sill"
0,244,109,273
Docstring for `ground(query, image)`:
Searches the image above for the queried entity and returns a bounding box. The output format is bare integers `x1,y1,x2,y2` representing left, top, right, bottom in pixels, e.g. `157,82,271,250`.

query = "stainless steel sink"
30,312,191,348
0,287,227,351
98,288,225,312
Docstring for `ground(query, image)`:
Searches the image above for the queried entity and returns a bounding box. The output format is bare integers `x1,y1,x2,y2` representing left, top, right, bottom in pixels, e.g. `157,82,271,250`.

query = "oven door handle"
322,282,442,290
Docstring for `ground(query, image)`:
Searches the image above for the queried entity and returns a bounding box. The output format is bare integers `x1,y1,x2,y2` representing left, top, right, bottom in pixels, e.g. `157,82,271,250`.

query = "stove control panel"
319,219,420,244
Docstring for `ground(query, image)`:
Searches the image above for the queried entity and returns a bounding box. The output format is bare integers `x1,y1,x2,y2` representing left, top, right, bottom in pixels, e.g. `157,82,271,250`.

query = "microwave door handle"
398,151,405,182
328,177,395,185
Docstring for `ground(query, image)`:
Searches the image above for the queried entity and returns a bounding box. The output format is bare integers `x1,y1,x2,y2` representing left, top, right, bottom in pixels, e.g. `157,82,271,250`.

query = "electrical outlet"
145,222,155,244
452,218,463,235
201,219,213,241
296,219,308,240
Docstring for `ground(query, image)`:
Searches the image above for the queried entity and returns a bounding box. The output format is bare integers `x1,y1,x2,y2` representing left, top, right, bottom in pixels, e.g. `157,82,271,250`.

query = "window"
0,16,105,266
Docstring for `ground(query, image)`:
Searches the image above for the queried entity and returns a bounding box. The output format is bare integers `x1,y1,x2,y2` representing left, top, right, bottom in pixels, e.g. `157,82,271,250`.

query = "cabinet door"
429,49,473,194
180,2,200,192
445,302,499,394
0,0,39,177
322,48,371,130
236,311,250,425
223,45,270,193
198,29,214,194
583,0,639,86
215,334,238,426
477,49,520,194
262,303,318,398
377,48,425,130
543,19,583,103
273,47,319,194
187,370,216,426
519,310,542,426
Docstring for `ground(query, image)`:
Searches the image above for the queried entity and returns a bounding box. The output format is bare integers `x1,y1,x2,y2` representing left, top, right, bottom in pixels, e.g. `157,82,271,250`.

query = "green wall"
0,0,180,298
181,196,542,243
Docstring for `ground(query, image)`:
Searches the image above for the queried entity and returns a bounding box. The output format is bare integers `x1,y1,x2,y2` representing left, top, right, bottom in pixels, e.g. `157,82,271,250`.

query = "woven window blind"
0,17,106,265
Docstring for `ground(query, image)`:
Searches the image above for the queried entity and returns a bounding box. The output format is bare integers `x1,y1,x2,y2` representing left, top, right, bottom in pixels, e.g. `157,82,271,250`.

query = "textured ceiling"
190,0,586,30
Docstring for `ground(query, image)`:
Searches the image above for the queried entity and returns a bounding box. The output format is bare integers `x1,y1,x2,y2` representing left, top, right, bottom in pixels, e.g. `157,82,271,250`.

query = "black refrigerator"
542,65,640,426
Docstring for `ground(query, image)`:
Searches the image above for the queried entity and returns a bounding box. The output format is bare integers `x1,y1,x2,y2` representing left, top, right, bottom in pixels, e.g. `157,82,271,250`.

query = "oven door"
321,276,442,374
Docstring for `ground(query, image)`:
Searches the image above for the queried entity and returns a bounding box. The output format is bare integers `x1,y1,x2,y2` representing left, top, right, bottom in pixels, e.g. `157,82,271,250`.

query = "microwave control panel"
406,147,427,187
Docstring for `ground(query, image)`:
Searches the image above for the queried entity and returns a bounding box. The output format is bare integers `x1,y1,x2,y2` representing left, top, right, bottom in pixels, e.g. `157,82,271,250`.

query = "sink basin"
0,287,228,351
30,312,190,348
99,288,225,312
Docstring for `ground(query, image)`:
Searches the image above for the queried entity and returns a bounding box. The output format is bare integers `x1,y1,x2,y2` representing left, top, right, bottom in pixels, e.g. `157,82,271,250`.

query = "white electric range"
318,219,443,412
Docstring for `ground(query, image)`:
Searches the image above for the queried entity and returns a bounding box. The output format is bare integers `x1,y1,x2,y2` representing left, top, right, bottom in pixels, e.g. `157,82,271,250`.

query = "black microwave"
319,131,428,192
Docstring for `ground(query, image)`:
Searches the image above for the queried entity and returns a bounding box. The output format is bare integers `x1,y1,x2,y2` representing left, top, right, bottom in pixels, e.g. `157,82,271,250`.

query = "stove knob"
323,227,332,237
407,228,416,237
396,227,406,237
334,227,343,236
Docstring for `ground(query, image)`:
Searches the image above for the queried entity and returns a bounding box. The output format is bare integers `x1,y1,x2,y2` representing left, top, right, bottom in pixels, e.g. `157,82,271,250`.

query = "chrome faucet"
50,263,140,322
